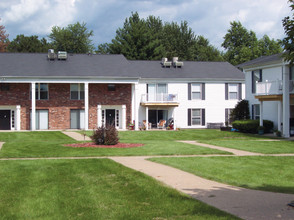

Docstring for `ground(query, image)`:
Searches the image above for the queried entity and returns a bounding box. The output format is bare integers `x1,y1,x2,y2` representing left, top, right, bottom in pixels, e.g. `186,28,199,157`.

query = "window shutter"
259,69,262,82
251,71,255,93
238,83,242,100
225,108,228,123
251,105,255,119
188,83,191,100
188,109,191,126
225,83,228,100
201,83,205,100
201,109,205,126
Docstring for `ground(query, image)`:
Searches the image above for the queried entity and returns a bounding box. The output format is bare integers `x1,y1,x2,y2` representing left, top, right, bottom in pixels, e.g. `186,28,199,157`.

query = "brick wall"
0,83,132,130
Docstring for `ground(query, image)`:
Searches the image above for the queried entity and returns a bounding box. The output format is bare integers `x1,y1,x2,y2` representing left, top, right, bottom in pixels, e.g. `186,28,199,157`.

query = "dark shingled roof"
237,53,284,68
0,53,244,80
129,60,244,80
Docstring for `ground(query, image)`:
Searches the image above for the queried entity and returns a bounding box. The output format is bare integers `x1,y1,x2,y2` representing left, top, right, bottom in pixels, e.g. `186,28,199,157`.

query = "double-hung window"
252,104,260,120
35,83,48,100
188,83,205,100
228,84,238,99
191,83,201,100
192,109,201,125
70,83,84,100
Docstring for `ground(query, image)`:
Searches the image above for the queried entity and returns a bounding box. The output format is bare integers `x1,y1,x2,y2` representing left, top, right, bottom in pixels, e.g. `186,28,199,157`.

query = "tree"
100,12,164,60
230,100,250,121
49,22,94,53
282,0,294,64
222,21,282,65
0,19,9,52
98,12,223,61
7,35,52,53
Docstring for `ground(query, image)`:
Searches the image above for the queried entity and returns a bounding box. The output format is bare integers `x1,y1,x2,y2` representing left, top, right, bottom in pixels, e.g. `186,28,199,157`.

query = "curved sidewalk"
111,156,294,220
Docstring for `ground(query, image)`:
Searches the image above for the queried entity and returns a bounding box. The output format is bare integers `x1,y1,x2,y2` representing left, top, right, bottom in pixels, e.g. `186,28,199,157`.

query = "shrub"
230,100,250,121
91,124,119,145
232,119,273,134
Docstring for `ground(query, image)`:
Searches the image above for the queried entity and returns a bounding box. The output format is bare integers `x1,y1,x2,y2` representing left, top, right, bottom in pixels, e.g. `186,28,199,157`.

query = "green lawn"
150,156,294,194
0,159,238,220
198,139,294,154
0,131,230,158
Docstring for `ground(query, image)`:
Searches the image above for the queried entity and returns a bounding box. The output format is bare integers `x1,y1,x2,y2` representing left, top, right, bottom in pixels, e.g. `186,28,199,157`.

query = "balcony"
256,80,294,95
255,80,294,101
140,93,179,106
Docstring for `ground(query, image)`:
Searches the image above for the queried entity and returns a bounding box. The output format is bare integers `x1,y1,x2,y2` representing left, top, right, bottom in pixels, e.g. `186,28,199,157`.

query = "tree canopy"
283,0,294,64
0,19,9,52
222,21,282,65
97,12,223,61
49,22,94,53
7,35,51,53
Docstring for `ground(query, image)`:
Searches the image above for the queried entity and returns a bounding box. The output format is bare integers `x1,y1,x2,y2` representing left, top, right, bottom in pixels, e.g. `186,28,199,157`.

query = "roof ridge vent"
161,57,172,68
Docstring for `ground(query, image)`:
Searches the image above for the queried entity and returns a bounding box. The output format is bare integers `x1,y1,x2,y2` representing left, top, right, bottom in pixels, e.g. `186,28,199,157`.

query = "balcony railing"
141,93,178,103
256,80,294,95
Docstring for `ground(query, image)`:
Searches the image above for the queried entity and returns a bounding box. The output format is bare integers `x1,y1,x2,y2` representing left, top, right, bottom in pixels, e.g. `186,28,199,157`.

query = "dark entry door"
106,109,115,126
0,110,10,130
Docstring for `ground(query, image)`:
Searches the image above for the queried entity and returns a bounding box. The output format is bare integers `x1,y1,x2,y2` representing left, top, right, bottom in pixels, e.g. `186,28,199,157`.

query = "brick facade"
0,83,132,130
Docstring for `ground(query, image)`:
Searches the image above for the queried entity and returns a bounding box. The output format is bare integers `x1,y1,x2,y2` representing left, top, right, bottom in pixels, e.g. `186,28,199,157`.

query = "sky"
0,0,291,50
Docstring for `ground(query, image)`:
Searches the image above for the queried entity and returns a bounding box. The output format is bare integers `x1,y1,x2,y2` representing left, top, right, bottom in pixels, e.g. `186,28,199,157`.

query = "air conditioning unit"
57,51,67,60
172,57,183,68
161,57,172,67
47,49,56,60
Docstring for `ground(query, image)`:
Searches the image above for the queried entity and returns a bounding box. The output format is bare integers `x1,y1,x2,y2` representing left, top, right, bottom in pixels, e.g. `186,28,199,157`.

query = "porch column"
16,105,21,131
172,107,176,130
122,105,126,130
84,83,89,130
31,82,36,131
97,105,102,128
278,101,282,132
283,65,290,138
259,101,263,126
145,106,149,130
134,83,139,130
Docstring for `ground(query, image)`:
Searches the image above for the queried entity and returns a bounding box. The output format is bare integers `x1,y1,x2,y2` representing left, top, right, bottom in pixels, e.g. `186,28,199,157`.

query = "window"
252,70,262,93
252,104,260,120
188,83,205,100
188,108,205,126
192,109,201,125
228,84,238,99
70,83,84,100
147,83,167,101
225,108,234,125
108,84,116,91
290,66,294,80
34,83,48,100
191,83,201,99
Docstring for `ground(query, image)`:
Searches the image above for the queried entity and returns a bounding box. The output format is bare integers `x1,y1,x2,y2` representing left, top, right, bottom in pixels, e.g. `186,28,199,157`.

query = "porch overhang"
140,102,179,107
255,94,294,101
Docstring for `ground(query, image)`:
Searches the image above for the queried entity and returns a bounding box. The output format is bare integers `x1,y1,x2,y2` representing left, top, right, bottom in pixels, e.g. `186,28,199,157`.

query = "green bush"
232,119,273,134
91,125,119,145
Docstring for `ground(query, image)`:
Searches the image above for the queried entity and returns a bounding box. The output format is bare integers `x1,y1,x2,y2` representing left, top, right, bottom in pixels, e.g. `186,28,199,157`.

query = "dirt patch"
64,142,144,148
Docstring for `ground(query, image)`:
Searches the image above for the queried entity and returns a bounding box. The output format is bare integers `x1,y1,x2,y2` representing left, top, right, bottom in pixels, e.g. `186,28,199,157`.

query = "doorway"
106,109,116,126
0,110,10,130
70,109,85,129
148,110,168,128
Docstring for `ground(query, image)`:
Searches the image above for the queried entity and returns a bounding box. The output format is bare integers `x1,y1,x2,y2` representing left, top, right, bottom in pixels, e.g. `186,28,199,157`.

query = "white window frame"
70,83,85,100
191,109,201,125
253,104,260,120
35,83,49,100
191,83,202,100
228,83,238,100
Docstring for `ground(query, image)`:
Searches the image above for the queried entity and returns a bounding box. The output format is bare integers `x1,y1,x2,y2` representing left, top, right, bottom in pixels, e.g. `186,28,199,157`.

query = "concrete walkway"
6,131,294,220
62,131,91,141
111,156,294,220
